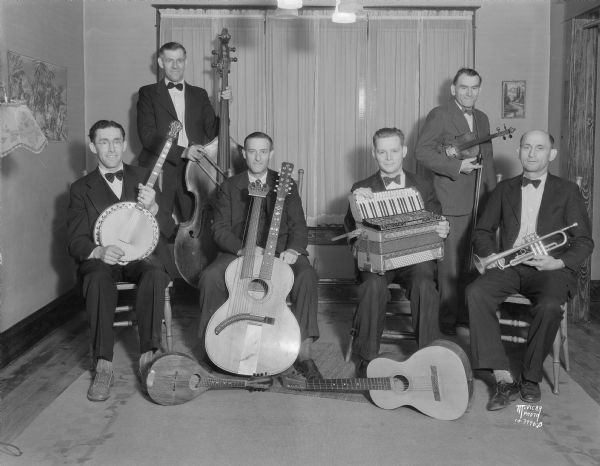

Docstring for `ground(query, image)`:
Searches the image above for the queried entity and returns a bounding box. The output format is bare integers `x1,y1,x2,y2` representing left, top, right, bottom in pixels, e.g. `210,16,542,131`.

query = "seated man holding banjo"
466,130,593,410
67,120,176,402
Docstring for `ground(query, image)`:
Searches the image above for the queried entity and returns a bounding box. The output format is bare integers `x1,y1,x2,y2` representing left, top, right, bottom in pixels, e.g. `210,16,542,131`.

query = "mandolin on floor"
281,340,473,420
145,353,272,406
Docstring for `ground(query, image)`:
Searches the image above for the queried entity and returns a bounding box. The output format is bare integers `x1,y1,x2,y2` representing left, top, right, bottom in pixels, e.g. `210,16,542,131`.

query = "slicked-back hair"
452,67,482,86
88,120,125,142
519,131,555,148
244,131,273,150
372,127,405,147
159,42,186,57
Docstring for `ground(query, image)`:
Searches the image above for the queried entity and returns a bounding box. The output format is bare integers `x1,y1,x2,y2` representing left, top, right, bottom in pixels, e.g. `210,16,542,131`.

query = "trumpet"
473,223,578,274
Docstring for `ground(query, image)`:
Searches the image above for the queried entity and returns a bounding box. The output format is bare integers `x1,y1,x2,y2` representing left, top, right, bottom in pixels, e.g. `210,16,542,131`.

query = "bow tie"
463,107,473,116
167,81,183,91
522,177,541,189
104,170,123,183
382,175,402,187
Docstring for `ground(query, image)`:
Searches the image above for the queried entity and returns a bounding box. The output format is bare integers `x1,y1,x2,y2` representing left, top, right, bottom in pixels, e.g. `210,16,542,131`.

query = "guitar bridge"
430,366,441,401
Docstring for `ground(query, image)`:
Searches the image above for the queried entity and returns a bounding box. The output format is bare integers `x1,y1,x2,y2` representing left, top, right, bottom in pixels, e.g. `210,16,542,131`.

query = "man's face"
158,48,186,83
372,135,406,176
451,74,481,109
243,137,273,177
518,130,557,177
89,127,126,170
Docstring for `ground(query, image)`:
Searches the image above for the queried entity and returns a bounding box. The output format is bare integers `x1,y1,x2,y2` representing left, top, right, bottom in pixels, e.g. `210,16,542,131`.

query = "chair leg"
552,329,561,395
561,311,570,371
163,286,173,353
345,327,356,363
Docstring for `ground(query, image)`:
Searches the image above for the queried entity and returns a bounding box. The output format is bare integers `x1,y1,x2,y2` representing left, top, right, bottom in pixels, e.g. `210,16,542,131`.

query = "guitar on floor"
281,340,473,421
145,353,272,406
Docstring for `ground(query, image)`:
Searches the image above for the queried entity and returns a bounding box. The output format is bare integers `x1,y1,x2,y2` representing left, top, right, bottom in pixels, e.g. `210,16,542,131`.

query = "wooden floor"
1,281,600,446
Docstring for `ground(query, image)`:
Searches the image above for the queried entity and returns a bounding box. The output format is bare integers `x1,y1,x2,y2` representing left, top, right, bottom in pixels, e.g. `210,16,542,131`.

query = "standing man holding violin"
415,67,497,335
137,41,231,224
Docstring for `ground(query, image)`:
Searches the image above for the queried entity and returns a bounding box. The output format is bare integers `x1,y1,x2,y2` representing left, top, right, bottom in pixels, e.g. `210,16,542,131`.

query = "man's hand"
523,255,565,271
280,249,299,265
137,184,157,211
96,245,125,265
352,187,374,199
220,86,232,101
435,218,450,239
459,157,482,174
182,144,208,162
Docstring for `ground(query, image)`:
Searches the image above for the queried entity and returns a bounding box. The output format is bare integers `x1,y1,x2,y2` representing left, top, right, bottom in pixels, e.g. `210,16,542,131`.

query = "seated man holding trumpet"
466,130,593,410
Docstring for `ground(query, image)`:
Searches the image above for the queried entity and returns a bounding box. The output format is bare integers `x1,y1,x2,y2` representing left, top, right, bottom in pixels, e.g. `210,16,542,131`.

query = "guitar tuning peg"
496,127,501,132
230,47,236,52
232,58,238,62
211,50,218,55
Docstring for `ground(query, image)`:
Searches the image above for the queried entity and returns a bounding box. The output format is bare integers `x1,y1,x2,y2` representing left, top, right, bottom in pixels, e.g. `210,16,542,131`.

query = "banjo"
93,120,182,264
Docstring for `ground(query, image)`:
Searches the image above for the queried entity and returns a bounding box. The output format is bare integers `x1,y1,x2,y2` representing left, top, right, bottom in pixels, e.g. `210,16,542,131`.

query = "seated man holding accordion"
67,120,175,402
344,127,450,374
467,130,593,410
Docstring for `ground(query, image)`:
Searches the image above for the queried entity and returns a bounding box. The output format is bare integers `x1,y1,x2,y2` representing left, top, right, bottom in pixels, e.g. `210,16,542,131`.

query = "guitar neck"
259,192,285,280
241,195,265,278
202,378,251,390
145,139,173,189
302,377,393,392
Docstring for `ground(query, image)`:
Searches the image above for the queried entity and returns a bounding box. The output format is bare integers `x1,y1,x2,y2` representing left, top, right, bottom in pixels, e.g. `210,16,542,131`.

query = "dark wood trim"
0,288,83,370
308,225,345,246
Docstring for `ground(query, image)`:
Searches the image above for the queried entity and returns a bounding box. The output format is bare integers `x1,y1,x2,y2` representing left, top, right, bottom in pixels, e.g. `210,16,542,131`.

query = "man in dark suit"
137,41,229,222
67,120,175,402
197,131,321,379
344,128,449,372
467,130,593,410
415,68,496,335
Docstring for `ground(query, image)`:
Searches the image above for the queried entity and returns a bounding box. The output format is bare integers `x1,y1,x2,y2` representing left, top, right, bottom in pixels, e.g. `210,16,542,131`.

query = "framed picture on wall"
502,80,526,119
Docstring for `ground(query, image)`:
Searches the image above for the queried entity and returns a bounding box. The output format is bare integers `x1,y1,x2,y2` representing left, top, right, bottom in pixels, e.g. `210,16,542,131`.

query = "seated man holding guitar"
197,132,321,380
467,130,593,410
67,120,176,402
344,127,449,375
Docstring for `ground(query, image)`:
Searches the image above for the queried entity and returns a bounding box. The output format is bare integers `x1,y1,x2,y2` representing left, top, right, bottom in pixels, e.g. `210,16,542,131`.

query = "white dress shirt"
380,171,405,190
513,173,548,248
166,78,188,148
98,164,124,199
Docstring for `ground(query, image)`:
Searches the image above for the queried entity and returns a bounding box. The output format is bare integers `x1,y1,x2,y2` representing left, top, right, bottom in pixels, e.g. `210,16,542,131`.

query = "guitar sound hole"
247,279,268,300
391,375,409,392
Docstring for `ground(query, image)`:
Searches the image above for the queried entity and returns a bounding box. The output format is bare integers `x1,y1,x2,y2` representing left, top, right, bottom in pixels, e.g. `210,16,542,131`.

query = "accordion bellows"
349,187,445,274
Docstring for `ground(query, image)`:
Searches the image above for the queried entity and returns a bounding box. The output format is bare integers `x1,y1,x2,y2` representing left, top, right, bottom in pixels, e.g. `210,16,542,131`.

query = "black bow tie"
463,107,473,116
522,177,541,189
382,175,402,187
104,170,123,183
167,81,183,91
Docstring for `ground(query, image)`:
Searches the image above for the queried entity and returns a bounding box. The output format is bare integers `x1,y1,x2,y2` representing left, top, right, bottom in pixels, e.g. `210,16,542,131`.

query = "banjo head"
94,202,159,263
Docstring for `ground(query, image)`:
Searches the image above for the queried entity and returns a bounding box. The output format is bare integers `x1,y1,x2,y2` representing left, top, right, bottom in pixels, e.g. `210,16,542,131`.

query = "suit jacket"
344,170,442,234
66,164,176,272
473,174,593,289
415,99,496,216
137,80,219,166
212,169,308,256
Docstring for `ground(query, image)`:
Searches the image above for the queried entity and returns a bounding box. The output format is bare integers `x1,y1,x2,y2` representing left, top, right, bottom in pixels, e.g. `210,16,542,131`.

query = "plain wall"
0,0,84,332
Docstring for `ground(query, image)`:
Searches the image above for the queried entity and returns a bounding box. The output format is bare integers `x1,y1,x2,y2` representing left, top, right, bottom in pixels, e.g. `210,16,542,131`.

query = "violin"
441,125,515,160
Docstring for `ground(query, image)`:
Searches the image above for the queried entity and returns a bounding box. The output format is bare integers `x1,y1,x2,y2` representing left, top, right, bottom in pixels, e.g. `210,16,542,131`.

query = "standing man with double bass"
137,41,231,224
415,67,496,335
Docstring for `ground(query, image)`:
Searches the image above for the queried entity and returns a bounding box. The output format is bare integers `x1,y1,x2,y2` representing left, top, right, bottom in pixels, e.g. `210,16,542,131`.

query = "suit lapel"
537,174,558,232
372,172,387,192
86,169,119,214
155,81,178,120
507,176,522,226
448,101,471,135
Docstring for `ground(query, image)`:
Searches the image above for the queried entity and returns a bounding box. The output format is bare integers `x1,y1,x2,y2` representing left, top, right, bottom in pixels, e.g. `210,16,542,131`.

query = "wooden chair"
113,281,174,352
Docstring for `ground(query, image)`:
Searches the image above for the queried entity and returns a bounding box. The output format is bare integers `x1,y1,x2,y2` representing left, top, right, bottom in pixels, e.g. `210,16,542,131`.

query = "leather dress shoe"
87,368,114,402
520,380,541,403
293,359,323,381
486,381,520,411
440,323,457,336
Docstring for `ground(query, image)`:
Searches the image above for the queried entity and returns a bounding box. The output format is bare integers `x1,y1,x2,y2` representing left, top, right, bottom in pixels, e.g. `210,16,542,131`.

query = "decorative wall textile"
0,102,47,157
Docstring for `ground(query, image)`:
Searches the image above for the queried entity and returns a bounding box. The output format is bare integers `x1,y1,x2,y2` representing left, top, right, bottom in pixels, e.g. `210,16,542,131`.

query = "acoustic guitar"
145,353,272,406
442,125,515,160
94,120,182,264
205,162,301,376
281,340,473,421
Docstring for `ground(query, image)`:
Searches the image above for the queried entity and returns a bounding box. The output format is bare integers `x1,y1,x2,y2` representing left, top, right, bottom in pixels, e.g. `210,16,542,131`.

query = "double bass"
174,29,244,287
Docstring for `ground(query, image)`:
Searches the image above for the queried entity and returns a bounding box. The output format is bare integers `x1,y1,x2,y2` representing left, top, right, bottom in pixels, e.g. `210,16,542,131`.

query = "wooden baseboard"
0,288,83,370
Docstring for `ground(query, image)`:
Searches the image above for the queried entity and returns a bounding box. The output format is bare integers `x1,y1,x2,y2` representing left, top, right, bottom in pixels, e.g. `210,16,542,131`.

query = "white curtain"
159,8,473,225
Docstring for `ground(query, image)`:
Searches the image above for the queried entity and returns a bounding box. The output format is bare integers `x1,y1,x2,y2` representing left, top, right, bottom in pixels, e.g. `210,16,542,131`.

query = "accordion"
349,187,444,274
